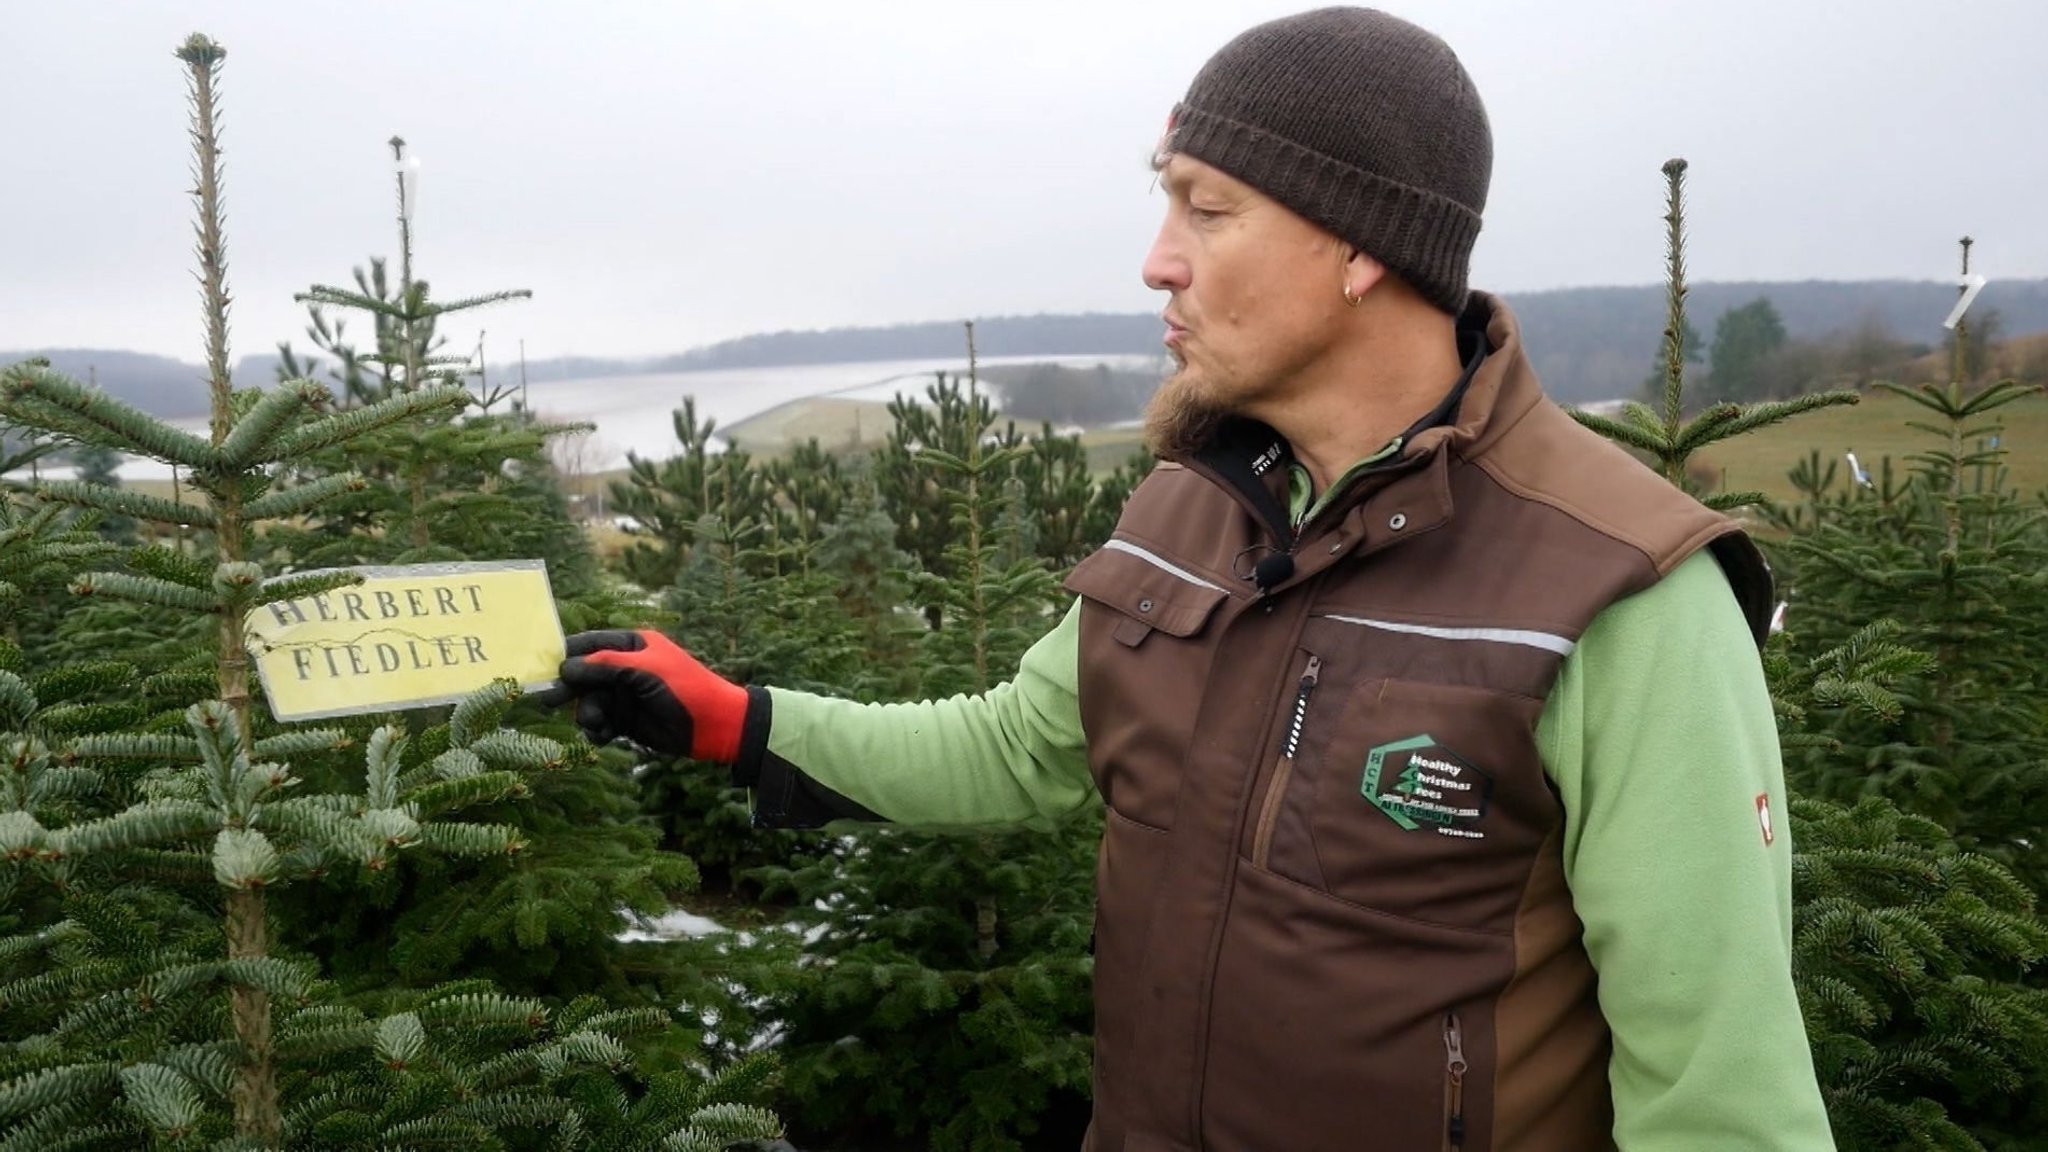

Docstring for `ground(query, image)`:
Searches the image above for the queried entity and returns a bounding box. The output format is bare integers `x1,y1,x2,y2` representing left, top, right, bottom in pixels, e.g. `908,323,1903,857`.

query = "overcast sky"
6,0,2044,365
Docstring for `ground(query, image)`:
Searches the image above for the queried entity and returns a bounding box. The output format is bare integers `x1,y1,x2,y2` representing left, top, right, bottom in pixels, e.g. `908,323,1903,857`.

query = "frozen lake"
29,352,1166,482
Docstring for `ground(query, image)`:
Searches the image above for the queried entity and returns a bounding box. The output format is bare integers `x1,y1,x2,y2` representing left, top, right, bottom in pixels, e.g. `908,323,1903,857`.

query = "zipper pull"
1444,1012,1467,1150
1279,653,1322,760
1444,1012,1466,1081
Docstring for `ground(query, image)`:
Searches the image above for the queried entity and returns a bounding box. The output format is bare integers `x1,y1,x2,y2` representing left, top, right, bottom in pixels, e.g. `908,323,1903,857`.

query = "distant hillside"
522,277,2048,404
0,349,283,419
16,278,2046,417
1509,279,2048,402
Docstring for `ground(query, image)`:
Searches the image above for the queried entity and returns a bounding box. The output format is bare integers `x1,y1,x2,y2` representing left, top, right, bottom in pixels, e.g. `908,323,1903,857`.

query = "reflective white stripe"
1320,613,1576,656
1101,539,1229,594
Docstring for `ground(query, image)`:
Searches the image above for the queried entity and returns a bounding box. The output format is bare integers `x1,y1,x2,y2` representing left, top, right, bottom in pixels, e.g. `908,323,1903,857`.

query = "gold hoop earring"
1342,283,1364,308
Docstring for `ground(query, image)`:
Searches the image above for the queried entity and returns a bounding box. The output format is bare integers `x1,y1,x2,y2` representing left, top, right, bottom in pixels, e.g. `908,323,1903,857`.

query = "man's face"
1140,153,1350,453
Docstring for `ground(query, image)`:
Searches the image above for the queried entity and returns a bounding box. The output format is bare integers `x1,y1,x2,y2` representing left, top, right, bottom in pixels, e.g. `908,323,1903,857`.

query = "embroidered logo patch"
1756,793,1775,847
1361,735,1492,839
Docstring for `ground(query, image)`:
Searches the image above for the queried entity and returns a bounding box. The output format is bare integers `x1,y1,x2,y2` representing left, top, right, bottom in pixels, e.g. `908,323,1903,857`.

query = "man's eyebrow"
1150,154,1190,194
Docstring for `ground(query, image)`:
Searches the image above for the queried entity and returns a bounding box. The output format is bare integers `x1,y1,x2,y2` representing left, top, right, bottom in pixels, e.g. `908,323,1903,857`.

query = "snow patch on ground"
616,908,728,942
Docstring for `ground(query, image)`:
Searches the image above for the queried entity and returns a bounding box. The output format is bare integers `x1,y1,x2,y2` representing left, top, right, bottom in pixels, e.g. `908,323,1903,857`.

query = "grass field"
720,396,899,456
1686,386,2048,503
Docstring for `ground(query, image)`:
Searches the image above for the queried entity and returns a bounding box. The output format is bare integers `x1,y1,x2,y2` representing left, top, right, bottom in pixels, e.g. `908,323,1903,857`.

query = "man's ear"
1343,248,1388,303
1345,248,1388,291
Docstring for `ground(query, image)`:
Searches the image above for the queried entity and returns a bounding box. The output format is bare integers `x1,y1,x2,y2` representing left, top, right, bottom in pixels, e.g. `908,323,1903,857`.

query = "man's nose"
1142,223,1189,293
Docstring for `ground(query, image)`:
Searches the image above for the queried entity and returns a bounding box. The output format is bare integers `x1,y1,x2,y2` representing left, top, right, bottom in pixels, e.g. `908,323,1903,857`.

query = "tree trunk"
226,888,278,1144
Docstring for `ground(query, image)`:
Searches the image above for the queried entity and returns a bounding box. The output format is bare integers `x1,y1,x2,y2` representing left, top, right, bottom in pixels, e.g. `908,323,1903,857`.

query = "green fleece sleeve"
761,599,1095,830
1538,549,1835,1149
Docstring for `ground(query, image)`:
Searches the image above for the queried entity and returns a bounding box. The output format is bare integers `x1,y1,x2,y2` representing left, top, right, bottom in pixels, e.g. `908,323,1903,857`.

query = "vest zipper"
1443,1011,1467,1152
1250,652,1320,868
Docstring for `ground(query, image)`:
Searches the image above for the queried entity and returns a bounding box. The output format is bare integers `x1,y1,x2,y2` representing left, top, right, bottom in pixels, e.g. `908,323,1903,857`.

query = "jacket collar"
1183,292,1530,546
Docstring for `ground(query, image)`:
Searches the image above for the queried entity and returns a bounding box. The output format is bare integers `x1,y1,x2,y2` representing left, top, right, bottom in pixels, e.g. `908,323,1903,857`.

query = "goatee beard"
1142,368,1232,461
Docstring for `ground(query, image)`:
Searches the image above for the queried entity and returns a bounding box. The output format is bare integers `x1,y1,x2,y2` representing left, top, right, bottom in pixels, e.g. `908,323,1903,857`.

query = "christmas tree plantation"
0,35,779,1150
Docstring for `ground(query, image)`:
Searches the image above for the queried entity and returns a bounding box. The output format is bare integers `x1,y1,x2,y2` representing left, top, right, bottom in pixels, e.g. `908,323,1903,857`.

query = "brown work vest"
1062,294,1770,1152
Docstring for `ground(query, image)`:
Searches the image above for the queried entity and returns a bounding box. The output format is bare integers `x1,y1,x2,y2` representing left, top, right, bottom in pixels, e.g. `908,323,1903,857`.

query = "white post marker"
1943,273,1988,331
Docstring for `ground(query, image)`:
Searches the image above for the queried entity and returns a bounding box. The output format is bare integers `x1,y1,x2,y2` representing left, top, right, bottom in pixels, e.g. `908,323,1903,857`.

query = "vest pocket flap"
1065,540,1230,640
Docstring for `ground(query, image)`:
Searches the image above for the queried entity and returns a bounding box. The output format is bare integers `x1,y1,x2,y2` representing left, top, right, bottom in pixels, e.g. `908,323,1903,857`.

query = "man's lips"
1164,315,1189,346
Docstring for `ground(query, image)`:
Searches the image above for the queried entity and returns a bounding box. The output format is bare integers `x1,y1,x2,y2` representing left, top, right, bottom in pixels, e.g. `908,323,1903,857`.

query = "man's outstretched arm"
553,602,1094,832
741,600,1093,830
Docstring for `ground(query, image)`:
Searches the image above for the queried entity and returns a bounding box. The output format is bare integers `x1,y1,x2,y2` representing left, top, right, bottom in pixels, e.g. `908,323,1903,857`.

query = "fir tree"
735,327,1096,1152
1570,160,1858,511
605,400,775,594
0,35,780,1149
1761,242,2048,895
264,141,602,603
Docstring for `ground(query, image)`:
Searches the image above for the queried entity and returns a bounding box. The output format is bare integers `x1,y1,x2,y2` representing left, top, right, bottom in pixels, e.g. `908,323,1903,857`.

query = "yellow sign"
245,560,565,722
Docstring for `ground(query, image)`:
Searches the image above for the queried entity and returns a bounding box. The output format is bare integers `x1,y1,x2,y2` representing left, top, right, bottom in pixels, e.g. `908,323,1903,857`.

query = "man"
551,8,1836,1149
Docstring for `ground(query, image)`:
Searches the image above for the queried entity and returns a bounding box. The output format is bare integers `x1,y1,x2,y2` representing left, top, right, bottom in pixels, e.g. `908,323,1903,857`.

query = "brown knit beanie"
1164,7,1492,315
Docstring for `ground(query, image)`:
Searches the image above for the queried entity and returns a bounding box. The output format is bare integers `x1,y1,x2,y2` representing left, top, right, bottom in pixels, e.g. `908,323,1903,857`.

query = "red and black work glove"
544,630,755,763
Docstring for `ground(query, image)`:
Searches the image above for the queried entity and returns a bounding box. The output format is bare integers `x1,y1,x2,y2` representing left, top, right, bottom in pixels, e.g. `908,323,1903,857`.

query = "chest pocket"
1250,612,1566,933
1065,538,1233,830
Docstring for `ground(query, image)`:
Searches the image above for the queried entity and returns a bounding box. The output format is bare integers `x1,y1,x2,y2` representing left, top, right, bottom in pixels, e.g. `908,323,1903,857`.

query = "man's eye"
1189,205,1224,223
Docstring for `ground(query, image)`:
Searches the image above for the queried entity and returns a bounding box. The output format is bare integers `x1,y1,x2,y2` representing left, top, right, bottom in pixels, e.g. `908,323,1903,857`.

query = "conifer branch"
215,380,329,469
29,661,136,706
264,386,468,459
33,481,216,529
466,731,569,772
0,921,86,964
0,364,220,467
117,1063,206,1137
248,729,352,760
122,847,215,888
212,827,279,889
245,569,364,613
69,571,221,614
373,1011,427,1068
1702,491,1771,512
61,733,203,764
359,807,423,861
213,957,311,1000
418,289,535,316
0,1064,122,1123
273,1021,375,1061
256,799,370,862
151,1044,239,1102
364,726,405,810
53,800,218,856
240,473,368,521
449,680,522,747
0,811,50,862
293,285,406,317
417,820,524,858
0,673,33,729
126,545,214,589
1702,391,1859,442
429,747,487,781
1566,410,1668,455
416,991,548,1030
403,772,524,818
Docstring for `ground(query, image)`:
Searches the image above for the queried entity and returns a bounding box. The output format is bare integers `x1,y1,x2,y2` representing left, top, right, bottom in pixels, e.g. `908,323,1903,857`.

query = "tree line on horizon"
10,276,2048,428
